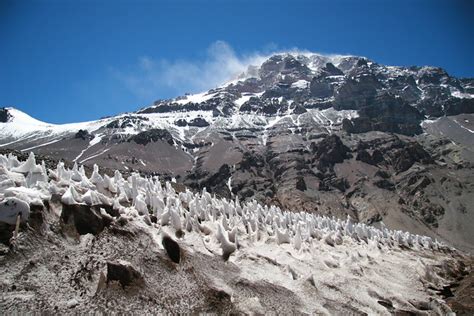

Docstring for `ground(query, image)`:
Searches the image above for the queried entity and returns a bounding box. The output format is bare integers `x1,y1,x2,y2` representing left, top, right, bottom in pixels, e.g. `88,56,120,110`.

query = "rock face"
1,52,474,252
75,129,94,141
128,129,174,146
342,94,424,135
311,134,350,172
335,72,380,109
392,142,433,173
0,108,11,123
188,117,210,127
186,164,232,198
106,116,150,129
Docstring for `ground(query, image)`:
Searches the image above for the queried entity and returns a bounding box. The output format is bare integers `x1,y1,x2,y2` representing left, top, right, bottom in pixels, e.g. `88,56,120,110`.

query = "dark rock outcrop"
328,177,349,192
175,119,187,127
334,73,380,109
374,179,395,191
0,108,11,123
356,149,384,165
61,204,111,235
162,235,181,264
106,260,144,287
239,152,265,171
240,97,283,115
392,142,433,172
295,177,307,191
444,98,474,116
342,94,424,136
75,129,94,141
186,164,232,199
311,135,350,172
356,149,372,165
320,63,343,76
106,116,149,129
128,129,174,146
188,117,210,127
0,222,14,246
292,104,307,114
310,79,333,99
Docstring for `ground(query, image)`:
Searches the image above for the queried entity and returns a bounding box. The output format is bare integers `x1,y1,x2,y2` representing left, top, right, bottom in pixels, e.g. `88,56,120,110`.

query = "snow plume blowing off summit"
113,41,267,99
113,41,347,100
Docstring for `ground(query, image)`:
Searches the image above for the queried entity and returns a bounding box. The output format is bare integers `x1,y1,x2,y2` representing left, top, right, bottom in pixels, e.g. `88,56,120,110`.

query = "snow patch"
175,92,217,105
291,80,309,89
451,90,474,99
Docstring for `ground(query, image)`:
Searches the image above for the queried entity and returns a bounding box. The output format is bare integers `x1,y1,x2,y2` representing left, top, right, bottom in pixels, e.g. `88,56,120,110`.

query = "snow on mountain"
0,107,101,136
174,91,218,105
2,51,472,149
0,152,467,314
0,107,107,152
291,79,310,89
1,51,474,256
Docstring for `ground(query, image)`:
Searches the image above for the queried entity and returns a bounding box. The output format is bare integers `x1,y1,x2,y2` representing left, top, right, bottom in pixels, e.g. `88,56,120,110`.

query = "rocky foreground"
0,153,472,314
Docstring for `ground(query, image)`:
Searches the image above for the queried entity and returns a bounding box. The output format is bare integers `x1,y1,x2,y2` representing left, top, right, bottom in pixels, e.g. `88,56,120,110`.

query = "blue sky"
1,0,473,123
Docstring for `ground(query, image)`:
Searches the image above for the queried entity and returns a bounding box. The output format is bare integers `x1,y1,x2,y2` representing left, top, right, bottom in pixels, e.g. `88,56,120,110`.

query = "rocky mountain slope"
1,52,474,253
0,153,471,314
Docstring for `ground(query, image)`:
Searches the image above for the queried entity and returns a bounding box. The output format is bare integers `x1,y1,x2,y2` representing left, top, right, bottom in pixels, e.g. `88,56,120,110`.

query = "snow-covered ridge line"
1,105,357,150
0,107,104,136
1,152,448,255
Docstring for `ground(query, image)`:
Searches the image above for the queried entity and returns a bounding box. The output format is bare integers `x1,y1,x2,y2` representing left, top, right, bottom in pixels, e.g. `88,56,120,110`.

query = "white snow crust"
0,152,460,314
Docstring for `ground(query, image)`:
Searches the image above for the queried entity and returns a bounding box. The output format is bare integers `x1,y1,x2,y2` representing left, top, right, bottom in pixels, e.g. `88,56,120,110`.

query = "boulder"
162,235,181,264
106,260,144,287
61,204,111,235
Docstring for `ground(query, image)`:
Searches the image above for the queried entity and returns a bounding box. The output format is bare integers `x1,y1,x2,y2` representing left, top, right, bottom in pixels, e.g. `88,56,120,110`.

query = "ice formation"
0,152,465,314
0,152,447,255
0,197,30,225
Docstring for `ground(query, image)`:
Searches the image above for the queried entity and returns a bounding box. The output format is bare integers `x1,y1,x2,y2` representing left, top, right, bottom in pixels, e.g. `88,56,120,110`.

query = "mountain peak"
1,53,474,258
233,52,363,83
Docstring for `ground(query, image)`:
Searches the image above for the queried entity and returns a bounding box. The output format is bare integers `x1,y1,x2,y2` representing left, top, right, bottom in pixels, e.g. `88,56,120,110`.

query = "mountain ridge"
1,52,474,252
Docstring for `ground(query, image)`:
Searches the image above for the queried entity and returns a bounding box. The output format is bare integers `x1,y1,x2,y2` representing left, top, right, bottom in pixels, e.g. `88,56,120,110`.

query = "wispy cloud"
111,41,270,100
111,41,350,101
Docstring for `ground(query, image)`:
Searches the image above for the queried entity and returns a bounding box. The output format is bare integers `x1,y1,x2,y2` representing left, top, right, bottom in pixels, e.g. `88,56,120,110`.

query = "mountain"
1,52,474,253
0,152,471,314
